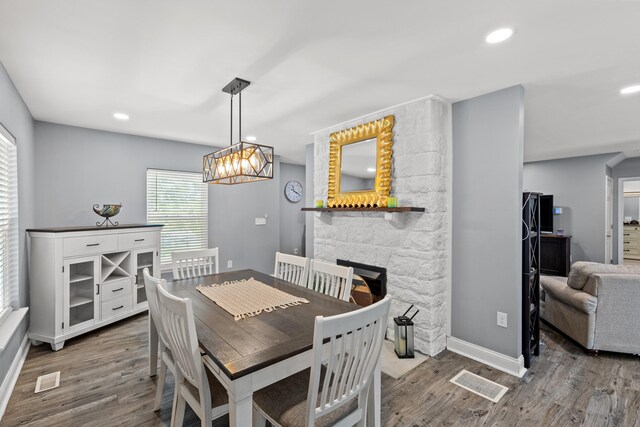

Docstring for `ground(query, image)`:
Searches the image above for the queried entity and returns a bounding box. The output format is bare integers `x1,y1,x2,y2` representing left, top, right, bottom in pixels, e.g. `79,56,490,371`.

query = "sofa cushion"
541,275,597,314
567,262,640,290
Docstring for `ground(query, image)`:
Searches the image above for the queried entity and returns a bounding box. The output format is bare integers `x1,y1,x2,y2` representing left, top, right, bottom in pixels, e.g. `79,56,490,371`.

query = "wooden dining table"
148,268,383,426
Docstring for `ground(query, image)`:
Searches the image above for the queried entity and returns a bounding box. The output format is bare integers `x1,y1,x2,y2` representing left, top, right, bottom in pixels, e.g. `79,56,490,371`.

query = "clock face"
284,180,303,203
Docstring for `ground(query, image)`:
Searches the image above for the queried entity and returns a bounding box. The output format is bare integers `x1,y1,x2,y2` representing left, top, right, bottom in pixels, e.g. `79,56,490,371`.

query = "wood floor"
3,313,639,426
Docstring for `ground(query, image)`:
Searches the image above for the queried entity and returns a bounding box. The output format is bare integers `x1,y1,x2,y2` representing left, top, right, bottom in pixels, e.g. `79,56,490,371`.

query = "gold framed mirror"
327,115,394,208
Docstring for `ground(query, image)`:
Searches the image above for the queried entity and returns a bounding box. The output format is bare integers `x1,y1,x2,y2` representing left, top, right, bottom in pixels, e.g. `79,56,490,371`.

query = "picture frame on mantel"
327,115,394,208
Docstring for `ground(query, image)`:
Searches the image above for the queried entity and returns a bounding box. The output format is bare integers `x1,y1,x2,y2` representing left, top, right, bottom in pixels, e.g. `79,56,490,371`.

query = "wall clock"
284,180,303,203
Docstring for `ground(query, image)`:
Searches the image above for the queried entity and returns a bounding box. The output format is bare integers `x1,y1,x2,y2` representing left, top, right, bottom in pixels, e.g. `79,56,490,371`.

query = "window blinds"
146,169,208,266
0,125,18,323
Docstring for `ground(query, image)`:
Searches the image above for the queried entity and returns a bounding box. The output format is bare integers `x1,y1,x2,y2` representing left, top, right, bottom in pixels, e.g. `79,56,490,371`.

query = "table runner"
196,277,309,320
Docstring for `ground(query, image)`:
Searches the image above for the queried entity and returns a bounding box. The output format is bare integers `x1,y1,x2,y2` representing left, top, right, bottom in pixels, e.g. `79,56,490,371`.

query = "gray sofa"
540,262,640,354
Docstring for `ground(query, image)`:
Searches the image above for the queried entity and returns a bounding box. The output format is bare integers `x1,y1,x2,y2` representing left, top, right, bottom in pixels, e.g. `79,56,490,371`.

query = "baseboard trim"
446,336,526,378
0,332,30,420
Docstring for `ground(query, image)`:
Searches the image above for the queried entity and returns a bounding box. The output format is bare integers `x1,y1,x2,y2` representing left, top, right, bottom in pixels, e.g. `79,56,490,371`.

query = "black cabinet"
540,235,572,277
522,192,541,369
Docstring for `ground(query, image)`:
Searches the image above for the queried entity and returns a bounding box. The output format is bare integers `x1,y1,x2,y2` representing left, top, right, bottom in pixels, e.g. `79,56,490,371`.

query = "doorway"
606,176,613,264
618,178,640,265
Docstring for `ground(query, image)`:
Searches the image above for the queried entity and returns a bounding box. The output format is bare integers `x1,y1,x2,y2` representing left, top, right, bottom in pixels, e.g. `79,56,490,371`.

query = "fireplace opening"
337,259,387,306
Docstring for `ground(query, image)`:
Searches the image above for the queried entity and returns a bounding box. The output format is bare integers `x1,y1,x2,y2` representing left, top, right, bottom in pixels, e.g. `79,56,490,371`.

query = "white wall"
34,121,281,274
451,86,524,361
313,97,451,356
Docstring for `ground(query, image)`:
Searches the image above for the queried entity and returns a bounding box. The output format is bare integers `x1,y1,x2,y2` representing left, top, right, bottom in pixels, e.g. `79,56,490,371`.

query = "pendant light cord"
239,92,242,143
230,93,233,146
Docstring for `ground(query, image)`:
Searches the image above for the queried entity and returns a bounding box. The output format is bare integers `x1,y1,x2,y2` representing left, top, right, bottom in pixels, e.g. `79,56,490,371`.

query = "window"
0,124,18,325
146,169,208,267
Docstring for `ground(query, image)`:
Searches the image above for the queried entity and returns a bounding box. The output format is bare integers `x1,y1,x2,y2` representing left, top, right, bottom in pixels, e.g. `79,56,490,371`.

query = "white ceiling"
1,0,639,164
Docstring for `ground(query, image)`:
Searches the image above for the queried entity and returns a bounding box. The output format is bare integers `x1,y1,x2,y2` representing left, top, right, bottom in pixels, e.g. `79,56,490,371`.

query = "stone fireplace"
312,96,451,356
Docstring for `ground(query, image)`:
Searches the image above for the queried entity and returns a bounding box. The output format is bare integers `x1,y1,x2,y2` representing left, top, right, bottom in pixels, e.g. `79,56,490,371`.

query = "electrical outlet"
294,248,299,255
227,260,232,269
497,312,508,328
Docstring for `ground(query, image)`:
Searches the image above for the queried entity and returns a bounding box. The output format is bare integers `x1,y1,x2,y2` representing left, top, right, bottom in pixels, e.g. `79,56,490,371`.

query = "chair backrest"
307,260,354,302
274,252,310,286
306,296,391,426
172,248,219,280
156,283,203,387
142,268,171,350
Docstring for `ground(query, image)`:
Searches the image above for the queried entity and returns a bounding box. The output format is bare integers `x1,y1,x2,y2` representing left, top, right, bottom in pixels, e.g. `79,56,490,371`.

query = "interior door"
606,176,613,264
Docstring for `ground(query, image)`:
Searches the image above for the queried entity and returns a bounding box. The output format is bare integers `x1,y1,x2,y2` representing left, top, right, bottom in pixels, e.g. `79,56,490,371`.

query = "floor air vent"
35,371,60,393
450,370,508,403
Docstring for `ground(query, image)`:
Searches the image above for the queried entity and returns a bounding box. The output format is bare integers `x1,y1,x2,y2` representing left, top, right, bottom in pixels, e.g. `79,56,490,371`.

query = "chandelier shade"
203,141,274,184
203,77,274,184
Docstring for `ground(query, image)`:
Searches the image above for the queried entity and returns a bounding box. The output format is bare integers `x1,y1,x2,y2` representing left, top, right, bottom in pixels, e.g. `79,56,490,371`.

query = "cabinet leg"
51,342,65,351
30,339,43,346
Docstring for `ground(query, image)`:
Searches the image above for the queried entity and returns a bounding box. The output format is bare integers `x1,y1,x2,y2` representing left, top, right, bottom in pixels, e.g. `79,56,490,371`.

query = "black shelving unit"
522,192,541,368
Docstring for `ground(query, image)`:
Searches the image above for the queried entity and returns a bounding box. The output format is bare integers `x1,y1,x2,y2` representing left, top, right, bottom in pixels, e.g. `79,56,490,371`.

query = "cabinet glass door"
133,249,157,308
64,256,100,332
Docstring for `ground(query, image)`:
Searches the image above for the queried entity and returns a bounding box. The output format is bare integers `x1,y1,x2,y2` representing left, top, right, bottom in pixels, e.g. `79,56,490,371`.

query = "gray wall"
523,154,612,263
452,85,524,359
0,62,35,388
623,196,640,220
612,157,640,263
305,143,314,258
279,163,306,256
34,121,281,274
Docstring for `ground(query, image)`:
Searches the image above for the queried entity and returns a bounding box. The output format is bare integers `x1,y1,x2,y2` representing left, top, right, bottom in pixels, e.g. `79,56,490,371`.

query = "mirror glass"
340,138,377,192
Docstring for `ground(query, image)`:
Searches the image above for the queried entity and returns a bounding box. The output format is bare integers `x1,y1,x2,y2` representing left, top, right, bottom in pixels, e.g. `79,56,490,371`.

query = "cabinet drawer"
101,278,132,302
623,246,640,256
64,234,118,257
118,231,158,250
101,294,133,321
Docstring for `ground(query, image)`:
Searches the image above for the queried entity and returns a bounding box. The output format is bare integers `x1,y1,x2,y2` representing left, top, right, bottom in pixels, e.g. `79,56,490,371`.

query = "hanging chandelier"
203,78,274,184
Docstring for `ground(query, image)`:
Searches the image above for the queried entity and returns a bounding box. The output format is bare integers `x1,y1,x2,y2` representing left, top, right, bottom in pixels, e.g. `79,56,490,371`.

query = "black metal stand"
96,217,118,227
522,192,541,369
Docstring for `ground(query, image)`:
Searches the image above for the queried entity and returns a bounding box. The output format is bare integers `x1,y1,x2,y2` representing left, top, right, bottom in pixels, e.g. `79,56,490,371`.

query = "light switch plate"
227,260,232,269
255,217,266,225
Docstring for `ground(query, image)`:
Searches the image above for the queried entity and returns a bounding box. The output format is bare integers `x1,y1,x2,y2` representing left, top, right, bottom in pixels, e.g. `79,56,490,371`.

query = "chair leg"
153,358,168,411
172,390,186,427
252,406,267,427
356,388,369,427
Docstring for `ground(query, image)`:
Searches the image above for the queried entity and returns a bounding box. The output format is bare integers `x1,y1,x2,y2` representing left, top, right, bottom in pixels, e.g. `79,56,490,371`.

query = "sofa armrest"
591,273,640,353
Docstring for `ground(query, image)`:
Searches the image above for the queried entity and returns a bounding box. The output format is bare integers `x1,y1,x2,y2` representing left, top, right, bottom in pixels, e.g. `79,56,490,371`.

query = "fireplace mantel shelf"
301,207,425,213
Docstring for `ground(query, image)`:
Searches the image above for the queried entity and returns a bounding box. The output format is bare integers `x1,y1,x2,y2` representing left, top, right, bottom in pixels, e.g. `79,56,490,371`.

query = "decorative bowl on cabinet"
93,203,122,227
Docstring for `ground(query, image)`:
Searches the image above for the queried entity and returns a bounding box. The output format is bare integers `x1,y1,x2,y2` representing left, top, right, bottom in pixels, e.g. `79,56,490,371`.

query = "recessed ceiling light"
367,167,376,172
245,135,257,141
113,112,130,121
485,28,514,44
620,85,640,95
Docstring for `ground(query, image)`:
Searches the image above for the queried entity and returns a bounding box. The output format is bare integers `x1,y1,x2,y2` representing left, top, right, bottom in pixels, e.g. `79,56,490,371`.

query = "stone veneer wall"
313,96,451,356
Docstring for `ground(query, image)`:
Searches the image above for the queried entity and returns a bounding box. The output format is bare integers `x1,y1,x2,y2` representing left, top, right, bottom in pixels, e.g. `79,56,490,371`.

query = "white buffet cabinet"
28,224,162,350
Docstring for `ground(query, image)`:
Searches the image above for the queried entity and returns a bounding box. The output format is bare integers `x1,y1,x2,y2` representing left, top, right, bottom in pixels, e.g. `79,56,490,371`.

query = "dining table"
148,268,383,426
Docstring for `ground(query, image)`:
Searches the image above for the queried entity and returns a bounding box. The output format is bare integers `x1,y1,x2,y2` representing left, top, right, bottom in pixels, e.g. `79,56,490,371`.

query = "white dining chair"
143,268,176,412
307,260,354,302
274,252,310,286
171,248,219,280
156,282,229,427
252,295,391,427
